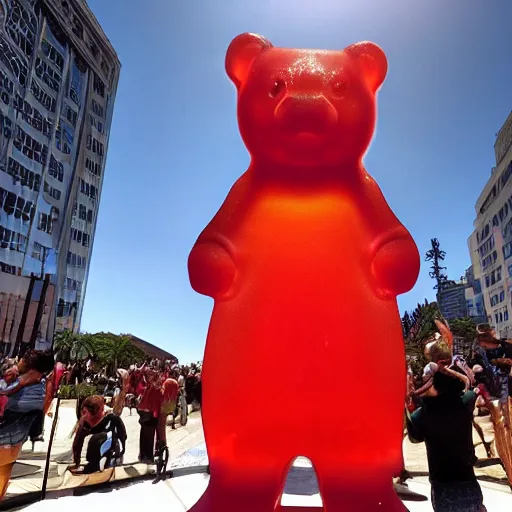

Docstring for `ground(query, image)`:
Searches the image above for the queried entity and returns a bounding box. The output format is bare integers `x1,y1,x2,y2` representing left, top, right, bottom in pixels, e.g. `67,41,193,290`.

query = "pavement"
2,400,512,509
5,400,204,499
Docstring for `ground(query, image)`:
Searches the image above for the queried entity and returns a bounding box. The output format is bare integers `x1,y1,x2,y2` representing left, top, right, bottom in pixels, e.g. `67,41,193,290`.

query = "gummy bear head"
226,33,387,170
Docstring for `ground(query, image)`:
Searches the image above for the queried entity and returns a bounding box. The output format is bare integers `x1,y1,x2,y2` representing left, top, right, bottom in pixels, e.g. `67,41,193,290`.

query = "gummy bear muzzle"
275,94,338,135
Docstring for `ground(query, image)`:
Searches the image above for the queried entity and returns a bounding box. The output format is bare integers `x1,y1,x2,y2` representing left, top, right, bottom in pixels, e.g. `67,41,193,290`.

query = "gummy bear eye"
331,81,348,98
269,79,286,99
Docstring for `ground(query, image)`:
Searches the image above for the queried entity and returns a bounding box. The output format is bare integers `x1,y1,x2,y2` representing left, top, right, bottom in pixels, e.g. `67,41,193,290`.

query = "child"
0,365,19,390
0,350,54,418
0,366,20,415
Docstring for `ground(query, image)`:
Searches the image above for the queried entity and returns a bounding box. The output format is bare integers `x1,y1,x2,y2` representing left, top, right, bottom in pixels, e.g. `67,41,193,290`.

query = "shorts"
161,401,176,416
431,479,483,512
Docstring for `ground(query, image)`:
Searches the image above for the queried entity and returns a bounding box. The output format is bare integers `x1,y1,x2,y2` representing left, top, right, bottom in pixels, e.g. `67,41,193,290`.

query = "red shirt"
138,384,163,418
162,378,179,403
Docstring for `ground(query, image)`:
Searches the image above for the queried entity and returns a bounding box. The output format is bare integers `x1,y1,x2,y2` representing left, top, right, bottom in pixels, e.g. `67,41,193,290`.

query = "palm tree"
92,333,143,374
402,301,443,372
53,330,95,363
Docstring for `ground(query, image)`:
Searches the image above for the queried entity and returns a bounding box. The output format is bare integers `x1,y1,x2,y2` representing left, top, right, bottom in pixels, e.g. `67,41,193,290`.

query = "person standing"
407,369,486,512
137,367,163,463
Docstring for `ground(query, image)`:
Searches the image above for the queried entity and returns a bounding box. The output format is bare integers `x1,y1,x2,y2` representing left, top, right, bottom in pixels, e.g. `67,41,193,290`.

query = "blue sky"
81,0,512,362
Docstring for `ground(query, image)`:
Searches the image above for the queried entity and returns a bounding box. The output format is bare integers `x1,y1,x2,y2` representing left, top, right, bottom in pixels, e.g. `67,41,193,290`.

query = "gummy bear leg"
189,464,287,512
315,463,406,512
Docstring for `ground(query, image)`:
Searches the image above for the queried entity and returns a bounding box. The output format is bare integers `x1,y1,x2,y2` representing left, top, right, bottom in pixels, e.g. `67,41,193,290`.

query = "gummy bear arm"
188,173,249,299
371,232,420,297
363,174,420,297
188,239,236,299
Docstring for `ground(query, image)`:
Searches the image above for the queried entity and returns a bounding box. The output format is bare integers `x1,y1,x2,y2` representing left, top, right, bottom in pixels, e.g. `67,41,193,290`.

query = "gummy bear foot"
189,483,281,512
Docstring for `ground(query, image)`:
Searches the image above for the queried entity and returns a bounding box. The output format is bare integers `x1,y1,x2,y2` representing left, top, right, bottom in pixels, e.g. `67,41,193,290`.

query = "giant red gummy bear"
188,33,420,512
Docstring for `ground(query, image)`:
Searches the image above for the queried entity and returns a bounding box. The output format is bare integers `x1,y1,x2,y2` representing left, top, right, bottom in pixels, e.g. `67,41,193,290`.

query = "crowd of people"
0,352,203,476
404,322,512,512
68,358,203,474
0,329,511,510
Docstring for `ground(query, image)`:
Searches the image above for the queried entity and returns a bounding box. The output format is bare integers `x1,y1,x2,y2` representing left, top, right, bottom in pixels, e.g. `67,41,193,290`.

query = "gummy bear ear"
226,33,273,88
345,42,388,93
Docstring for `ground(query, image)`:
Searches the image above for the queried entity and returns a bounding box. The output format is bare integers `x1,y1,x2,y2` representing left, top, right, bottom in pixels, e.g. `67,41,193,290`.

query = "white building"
468,111,512,337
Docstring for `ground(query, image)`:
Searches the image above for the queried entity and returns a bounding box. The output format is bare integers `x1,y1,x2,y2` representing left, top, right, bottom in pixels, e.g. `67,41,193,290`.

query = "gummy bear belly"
204,195,405,419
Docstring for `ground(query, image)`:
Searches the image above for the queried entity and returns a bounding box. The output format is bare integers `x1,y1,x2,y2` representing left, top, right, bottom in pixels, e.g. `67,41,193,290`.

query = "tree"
53,330,95,363
91,332,145,373
425,238,455,291
402,301,443,375
448,317,477,346
402,311,412,338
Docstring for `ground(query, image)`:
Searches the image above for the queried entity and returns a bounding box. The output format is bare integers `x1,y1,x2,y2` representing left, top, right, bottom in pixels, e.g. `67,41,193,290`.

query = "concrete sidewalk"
5,400,203,499
404,412,508,483
4,402,510,504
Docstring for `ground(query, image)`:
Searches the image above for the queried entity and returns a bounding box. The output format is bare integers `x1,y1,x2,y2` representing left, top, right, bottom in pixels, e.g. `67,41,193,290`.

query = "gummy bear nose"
275,94,338,134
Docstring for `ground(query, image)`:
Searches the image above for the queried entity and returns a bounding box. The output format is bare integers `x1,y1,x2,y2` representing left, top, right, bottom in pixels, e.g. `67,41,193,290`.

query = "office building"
0,0,120,355
468,111,512,337
437,280,468,320
464,265,488,324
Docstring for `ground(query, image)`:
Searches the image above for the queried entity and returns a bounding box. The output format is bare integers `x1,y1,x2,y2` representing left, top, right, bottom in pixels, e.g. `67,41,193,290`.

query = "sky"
80,0,512,363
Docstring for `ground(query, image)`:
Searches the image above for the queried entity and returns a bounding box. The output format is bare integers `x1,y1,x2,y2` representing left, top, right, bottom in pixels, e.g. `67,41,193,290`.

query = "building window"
505,309,509,322
13,126,48,164
0,186,35,222
64,105,78,127
69,60,84,106
38,212,53,234
14,95,53,137
30,79,56,113
0,112,12,142
493,215,499,227
70,228,90,248
55,122,74,154
41,39,64,71
44,181,61,201
5,0,37,60
3,158,41,192
500,290,505,303
87,136,104,157
64,278,82,291
0,69,14,103
31,242,49,261
479,235,495,258
503,218,512,239
482,250,498,269
0,34,28,87
48,155,64,182
67,251,87,268
91,99,104,118
35,58,61,93
85,157,101,177
90,115,104,134
93,73,105,97
504,242,512,261
0,226,27,252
